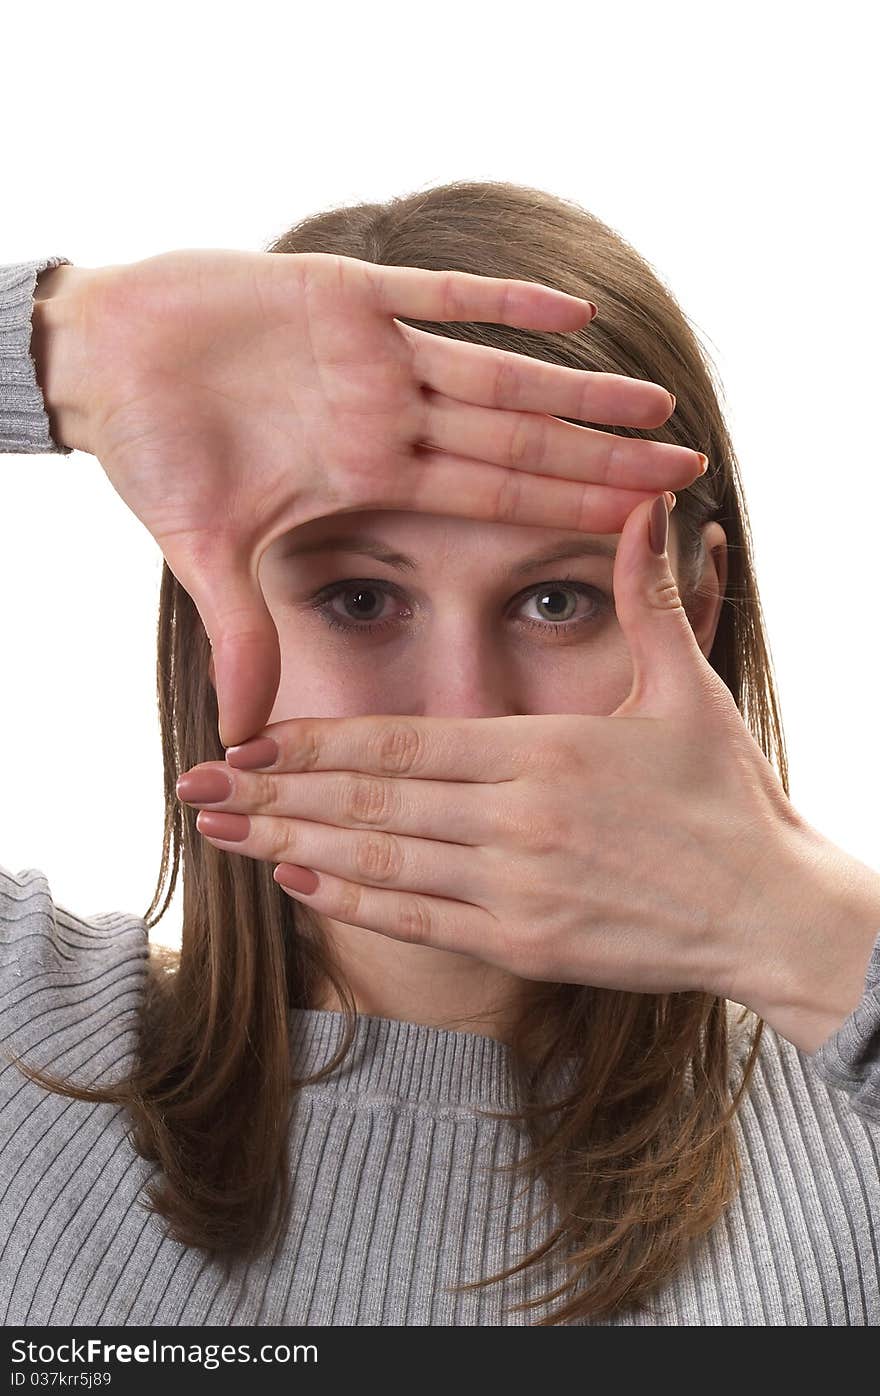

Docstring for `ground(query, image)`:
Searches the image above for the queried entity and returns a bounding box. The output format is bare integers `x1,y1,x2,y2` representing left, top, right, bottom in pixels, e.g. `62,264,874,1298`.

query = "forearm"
737,824,880,1055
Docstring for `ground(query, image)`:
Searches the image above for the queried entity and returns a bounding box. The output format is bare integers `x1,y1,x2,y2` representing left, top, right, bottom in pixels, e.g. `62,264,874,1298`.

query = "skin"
31,257,880,1053
207,505,728,1040
34,256,697,750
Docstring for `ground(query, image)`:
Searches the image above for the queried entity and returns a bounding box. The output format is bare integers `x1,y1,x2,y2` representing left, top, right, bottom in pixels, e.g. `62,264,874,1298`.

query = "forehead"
270,510,623,573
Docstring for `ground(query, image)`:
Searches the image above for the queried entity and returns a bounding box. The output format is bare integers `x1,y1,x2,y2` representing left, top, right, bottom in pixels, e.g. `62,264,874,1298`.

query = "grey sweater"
2,257,880,1327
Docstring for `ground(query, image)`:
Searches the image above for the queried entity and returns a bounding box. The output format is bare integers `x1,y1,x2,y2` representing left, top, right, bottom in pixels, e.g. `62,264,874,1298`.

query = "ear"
687,522,728,659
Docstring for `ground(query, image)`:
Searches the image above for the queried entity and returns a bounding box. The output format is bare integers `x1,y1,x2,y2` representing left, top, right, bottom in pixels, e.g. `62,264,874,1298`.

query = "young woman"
2,181,878,1327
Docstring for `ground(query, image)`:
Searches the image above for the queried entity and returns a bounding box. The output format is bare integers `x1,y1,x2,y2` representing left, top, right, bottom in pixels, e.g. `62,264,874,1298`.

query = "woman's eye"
308,578,611,637
316,582,401,630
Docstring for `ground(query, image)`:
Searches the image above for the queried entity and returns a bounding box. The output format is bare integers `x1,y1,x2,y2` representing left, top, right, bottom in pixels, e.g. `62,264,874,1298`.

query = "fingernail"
275,864,320,895
176,769,232,803
225,737,279,769
649,494,669,556
196,810,250,842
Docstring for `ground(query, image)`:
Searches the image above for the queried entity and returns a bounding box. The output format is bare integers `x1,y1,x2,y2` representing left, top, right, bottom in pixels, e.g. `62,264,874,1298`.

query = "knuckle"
348,775,395,826
531,745,575,785
495,798,535,849
293,726,322,772
506,416,532,468
531,418,551,471
372,722,423,774
395,895,435,947
574,478,599,534
258,772,283,812
441,269,462,321
507,749,562,795
279,820,302,862
528,806,569,854
492,352,521,408
607,437,629,479
649,576,685,613
500,799,567,855
293,252,318,296
335,880,365,925
493,467,524,526
355,831,402,883
518,722,585,783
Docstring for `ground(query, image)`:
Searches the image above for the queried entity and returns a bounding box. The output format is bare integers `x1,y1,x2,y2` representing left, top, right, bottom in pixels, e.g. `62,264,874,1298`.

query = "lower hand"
33,251,706,748
178,492,814,1017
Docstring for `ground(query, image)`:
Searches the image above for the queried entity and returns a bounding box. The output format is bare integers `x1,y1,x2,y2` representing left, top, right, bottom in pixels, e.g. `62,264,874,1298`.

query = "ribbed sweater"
2,257,880,1327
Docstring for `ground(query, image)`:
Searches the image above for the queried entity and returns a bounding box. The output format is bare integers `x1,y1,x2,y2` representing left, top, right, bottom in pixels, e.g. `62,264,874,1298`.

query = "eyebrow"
279,530,618,576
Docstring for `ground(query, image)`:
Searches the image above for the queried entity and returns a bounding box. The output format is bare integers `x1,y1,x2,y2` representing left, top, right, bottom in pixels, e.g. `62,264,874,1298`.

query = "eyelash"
308,576,611,639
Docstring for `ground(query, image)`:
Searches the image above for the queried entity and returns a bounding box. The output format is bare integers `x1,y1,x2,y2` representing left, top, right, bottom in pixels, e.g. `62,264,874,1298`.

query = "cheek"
268,647,384,725
533,645,634,715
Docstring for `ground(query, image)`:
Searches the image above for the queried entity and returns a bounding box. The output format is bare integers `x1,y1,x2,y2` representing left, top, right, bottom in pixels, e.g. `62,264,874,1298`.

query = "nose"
397,618,525,719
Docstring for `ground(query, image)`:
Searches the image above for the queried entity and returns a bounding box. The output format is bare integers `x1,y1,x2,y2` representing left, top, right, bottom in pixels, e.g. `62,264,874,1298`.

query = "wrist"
30,263,105,453
733,821,880,1054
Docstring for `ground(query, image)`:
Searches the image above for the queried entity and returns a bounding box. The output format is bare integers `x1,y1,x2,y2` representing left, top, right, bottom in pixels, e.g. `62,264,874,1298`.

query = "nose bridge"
408,599,521,718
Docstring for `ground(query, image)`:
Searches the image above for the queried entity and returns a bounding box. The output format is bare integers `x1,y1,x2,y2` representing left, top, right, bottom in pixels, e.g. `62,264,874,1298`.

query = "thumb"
171,542,281,750
611,492,707,718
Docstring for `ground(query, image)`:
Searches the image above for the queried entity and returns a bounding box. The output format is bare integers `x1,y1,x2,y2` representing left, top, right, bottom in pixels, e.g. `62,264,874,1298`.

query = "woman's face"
257,507,720,722
240,506,726,1031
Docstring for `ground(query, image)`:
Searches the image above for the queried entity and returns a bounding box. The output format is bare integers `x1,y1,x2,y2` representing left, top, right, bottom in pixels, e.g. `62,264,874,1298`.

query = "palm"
85,252,418,556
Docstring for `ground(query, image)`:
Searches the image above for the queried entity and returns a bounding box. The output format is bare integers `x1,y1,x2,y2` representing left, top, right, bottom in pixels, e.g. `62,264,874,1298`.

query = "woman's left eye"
308,577,611,637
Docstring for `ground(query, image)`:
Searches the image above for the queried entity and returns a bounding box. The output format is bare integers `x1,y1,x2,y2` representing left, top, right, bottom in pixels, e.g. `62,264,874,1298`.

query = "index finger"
362,256,598,332
225,713,533,783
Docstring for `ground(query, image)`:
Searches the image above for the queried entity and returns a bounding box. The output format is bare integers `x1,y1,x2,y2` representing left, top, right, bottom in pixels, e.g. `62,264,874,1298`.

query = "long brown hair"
7,180,781,1323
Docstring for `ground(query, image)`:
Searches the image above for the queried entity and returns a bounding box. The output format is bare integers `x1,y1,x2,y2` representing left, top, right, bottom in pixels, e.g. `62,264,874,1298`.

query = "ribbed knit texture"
1,862,880,1326
0,258,73,453
3,260,880,1325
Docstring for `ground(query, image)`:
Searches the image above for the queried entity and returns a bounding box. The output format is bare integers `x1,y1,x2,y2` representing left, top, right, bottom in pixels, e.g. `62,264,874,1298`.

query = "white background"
1,1,876,951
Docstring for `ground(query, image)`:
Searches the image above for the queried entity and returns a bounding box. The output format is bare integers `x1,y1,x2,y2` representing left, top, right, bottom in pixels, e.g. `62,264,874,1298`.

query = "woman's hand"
178,491,880,1052
35,251,705,747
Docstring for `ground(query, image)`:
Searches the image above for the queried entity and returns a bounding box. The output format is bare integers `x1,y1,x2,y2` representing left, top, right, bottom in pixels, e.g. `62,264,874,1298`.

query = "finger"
377,447,668,535
366,259,596,332
226,713,541,783
167,533,281,749
180,766,497,846
276,862,496,959
400,323,678,429
419,387,705,491
197,809,486,904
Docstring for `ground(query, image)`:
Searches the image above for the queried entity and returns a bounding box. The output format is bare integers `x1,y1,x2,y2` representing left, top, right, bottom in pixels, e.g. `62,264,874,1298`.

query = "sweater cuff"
0,257,75,455
808,925,880,1122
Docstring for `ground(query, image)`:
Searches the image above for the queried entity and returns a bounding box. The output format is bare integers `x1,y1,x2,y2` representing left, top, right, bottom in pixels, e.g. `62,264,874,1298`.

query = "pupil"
348,587,379,619
537,588,573,619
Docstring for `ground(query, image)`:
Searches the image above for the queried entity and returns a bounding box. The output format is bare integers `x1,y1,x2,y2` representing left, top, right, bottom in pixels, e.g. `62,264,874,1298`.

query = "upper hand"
178,490,811,1010
46,250,705,747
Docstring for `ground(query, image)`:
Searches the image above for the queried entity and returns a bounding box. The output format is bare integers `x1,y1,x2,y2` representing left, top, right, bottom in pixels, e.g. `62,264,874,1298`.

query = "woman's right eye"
312,581,408,634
